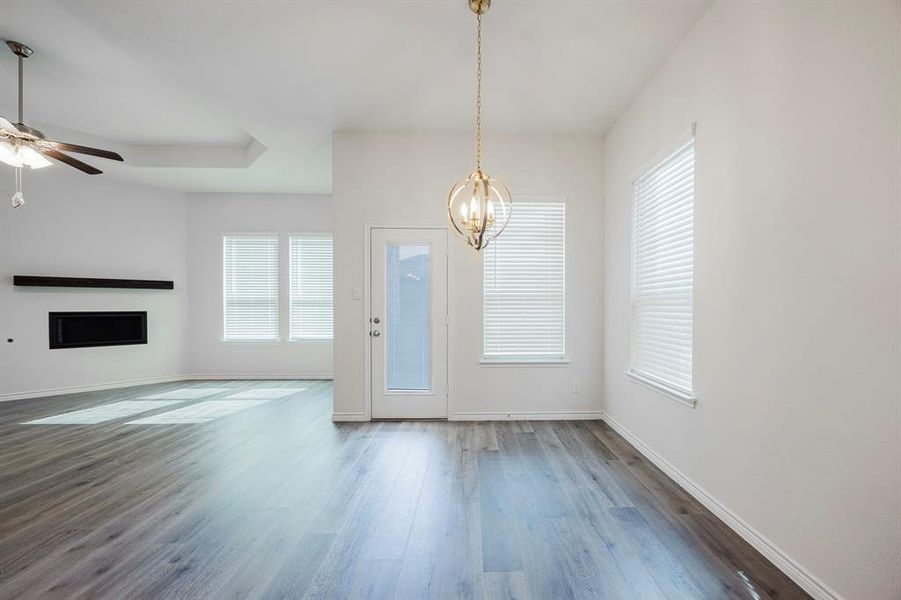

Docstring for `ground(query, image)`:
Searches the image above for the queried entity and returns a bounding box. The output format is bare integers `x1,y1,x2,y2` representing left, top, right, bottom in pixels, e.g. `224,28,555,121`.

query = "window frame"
627,130,697,407
287,232,335,342
481,195,567,365
221,232,281,343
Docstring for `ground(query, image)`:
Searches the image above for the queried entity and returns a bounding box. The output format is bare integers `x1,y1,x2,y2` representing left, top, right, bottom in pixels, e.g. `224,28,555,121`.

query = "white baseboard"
450,410,604,421
333,410,604,423
601,412,842,600
332,412,369,422
0,375,187,402
186,374,333,381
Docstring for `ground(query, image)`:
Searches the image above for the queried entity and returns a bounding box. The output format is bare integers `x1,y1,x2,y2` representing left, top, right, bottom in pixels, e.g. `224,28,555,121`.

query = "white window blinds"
483,198,566,360
223,235,279,341
631,137,694,397
289,235,334,340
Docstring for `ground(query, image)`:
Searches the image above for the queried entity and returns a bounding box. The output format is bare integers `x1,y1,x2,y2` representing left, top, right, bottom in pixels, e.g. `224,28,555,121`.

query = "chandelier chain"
475,12,482,173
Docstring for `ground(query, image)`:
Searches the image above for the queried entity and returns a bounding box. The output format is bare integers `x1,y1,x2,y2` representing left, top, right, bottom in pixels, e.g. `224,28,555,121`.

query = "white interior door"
370,228,448,419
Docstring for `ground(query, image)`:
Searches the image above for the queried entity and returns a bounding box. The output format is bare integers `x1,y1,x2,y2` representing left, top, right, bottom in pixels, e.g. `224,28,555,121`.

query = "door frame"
362,223,454,421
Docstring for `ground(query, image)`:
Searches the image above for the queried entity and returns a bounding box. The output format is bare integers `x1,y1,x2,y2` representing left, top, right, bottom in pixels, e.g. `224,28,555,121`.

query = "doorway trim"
362,222,455,421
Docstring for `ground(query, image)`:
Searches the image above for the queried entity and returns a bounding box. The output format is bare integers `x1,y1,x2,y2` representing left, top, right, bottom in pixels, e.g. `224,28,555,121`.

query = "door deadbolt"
371,317,380,324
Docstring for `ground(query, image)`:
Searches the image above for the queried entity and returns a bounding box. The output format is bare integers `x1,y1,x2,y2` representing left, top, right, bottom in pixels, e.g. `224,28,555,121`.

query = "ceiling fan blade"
40,148,102,175
0,116,20,133
47,141,124,162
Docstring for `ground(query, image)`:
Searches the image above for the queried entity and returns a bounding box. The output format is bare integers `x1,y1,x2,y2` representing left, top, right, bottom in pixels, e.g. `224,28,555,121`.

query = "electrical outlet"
570,379,582,393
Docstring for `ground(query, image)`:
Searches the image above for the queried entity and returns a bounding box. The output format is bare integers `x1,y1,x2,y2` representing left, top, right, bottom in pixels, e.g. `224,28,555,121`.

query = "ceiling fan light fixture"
0,139,23,167
17,145,51,169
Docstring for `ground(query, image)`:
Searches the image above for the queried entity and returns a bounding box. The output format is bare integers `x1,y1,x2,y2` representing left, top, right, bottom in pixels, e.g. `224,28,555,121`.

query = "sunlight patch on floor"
125,400,270,424
22,400,184,425
225,388,305,399
137,387,232,400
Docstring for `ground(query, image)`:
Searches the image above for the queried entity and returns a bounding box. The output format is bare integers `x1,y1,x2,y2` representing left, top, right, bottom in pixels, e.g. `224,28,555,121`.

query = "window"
223,235,279,341
289,235,334,340
386,243,431,390
630,137,695,400
483,198,565,361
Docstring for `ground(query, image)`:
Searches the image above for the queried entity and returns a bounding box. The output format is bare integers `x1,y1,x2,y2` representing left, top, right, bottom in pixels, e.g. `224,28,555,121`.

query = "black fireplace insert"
49,311,147,349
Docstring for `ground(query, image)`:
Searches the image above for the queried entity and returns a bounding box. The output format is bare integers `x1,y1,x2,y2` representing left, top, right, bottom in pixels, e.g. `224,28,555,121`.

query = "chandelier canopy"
447,0,511,251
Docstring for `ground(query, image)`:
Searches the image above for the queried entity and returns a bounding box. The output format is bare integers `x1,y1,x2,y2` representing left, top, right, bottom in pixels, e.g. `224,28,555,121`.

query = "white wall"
332,132,604,419
185,193,333,379
0,168,188,399
0,182,334,397
602,2,901,599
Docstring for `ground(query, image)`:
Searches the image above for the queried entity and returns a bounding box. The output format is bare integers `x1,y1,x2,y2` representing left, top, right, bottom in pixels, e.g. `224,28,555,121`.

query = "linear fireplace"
49,311,147,349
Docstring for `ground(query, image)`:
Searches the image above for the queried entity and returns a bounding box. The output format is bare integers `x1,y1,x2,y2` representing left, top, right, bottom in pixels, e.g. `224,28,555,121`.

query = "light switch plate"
352,286,362,300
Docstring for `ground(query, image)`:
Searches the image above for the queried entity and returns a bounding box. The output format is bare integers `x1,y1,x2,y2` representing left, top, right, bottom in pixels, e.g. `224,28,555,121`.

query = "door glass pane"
386,244,431,391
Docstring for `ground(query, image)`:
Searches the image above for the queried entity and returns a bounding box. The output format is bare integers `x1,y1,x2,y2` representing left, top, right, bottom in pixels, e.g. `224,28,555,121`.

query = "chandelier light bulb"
448,170,511,249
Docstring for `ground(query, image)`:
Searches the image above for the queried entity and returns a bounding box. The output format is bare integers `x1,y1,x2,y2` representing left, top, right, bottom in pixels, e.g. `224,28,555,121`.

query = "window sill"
219,339,282,344
481,357,570,367
625,370,697,408
287,338,334,344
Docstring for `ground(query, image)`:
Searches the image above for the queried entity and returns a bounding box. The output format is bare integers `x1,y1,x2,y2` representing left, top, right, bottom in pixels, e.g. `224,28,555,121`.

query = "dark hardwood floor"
0,380,809,599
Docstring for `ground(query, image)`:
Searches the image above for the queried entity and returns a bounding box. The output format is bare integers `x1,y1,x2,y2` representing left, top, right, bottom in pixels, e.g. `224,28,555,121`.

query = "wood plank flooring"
0,380,810,599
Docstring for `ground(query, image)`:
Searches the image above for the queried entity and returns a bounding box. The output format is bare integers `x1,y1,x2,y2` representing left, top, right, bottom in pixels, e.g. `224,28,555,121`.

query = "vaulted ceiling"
0,0,711,193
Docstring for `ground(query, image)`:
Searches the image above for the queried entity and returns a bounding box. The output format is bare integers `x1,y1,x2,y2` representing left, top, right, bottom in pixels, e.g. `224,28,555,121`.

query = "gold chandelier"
447,0,511,251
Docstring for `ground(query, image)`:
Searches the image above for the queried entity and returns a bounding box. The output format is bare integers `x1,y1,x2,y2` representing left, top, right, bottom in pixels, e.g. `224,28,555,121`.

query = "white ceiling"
0,0,711,194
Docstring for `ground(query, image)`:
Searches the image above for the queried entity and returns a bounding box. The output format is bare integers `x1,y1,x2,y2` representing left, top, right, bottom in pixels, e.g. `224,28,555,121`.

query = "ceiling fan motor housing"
6,41,32,58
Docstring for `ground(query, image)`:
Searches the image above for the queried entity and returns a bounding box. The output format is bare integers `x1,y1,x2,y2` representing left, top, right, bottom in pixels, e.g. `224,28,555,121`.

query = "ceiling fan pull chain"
11,166,25,209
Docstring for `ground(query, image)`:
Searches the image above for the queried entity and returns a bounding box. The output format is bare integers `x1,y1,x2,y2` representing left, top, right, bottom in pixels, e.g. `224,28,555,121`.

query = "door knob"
372,330,381,337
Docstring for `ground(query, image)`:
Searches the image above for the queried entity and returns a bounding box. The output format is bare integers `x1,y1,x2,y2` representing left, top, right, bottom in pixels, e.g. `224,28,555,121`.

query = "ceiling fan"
0,40,124,176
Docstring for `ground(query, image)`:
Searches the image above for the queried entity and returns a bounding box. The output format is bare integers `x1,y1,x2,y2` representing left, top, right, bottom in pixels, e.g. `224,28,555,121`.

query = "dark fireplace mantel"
14,276,174,290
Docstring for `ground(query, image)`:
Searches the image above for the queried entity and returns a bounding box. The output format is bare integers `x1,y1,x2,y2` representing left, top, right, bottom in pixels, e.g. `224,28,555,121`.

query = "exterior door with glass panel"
370,228,448,419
